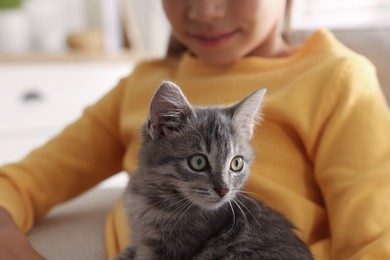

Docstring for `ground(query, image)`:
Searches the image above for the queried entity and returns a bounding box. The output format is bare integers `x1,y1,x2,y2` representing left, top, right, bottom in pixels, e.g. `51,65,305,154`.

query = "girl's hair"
166,0,293,58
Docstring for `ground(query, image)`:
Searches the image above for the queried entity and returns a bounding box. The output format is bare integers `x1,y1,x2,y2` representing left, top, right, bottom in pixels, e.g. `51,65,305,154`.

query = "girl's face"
163,0,288,65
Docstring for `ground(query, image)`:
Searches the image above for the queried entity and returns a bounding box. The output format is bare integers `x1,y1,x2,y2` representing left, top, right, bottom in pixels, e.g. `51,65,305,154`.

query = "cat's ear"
148,81,195,139
231,88,266,139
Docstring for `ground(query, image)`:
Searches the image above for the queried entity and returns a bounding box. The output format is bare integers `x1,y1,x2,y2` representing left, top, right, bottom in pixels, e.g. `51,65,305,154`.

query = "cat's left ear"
231,88,266,140
148,81,195,139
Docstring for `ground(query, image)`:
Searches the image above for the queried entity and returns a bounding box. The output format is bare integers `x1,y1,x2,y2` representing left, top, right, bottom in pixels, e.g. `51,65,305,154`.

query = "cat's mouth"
188,188,233,210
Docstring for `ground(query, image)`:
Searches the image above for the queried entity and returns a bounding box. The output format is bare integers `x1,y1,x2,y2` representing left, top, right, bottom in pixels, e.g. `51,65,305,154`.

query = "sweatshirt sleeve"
314,58,390,259
0,77,128,232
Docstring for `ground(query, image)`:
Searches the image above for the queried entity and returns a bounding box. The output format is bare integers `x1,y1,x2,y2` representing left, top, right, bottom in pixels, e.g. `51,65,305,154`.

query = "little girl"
1,1,390,259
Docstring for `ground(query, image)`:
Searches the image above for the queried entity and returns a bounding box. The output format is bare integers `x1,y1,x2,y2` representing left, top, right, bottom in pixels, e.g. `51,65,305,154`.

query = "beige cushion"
28,187,123,260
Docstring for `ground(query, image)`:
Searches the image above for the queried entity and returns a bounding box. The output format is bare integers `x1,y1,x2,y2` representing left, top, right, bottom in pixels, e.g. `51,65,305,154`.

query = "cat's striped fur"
117,81,313,260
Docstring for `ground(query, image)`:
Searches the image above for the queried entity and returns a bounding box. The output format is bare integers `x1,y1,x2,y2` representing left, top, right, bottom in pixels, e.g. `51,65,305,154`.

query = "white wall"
292,0,390,29
86,0,170,55
128,0,170,55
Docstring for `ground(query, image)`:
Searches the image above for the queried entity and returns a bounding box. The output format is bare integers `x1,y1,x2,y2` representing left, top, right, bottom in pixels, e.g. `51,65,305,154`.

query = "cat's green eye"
188,155,208,171
230,156,244,172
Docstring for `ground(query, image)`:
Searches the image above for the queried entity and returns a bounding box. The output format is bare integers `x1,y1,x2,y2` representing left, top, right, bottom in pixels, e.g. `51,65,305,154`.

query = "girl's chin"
198,54,241,66
188,50,238,65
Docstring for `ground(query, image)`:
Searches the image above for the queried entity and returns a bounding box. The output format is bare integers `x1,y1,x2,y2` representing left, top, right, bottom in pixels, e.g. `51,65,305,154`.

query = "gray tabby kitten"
117,81,313,260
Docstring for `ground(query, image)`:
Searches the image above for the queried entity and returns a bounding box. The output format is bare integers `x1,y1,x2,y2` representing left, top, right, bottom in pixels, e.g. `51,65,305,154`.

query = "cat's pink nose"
214,187,229,198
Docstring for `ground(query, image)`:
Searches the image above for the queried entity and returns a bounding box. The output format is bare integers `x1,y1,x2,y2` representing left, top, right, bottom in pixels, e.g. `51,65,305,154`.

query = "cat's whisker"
152,196,186,212
170,200,192,221
136,180,196,191
239,190,270,203
161,200,194,234
127,193,186,212
232,198,249,237
177,201,195,223
228,201,236,234
238,193,263,215
238,190,260,196
235,197,263,230
160,199,191,234
167,196,190,207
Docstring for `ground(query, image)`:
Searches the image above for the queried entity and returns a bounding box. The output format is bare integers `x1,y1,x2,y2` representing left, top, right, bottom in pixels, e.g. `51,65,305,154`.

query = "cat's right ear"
147,81,195,139
231,88,266,140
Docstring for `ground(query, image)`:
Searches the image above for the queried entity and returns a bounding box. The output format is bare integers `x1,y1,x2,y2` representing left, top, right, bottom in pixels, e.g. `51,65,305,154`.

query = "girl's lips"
187,29,239,48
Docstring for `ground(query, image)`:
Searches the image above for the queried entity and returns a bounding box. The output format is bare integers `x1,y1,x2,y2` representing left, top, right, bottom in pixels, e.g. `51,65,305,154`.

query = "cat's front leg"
115,245,136,260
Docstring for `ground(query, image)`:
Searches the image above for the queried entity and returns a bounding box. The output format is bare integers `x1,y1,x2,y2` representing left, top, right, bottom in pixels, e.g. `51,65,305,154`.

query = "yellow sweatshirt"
1,29,390,260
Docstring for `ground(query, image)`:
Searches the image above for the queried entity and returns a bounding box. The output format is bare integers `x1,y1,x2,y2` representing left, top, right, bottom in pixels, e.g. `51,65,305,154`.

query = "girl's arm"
0,207,45,259
0,76,129,232
314,58,390,259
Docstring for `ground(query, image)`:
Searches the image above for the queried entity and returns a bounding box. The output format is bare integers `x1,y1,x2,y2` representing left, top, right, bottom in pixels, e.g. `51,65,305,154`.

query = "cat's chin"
192,196,232,211
202,201,228,210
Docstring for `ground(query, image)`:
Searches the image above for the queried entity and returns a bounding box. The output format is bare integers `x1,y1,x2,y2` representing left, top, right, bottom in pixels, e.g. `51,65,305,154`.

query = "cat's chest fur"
125,175,232,259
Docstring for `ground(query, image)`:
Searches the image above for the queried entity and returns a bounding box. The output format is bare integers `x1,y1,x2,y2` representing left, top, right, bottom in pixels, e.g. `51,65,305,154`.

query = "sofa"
27,27,390,260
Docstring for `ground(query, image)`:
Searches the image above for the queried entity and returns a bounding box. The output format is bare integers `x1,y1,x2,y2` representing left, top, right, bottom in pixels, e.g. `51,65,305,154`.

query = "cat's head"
139,81,266,210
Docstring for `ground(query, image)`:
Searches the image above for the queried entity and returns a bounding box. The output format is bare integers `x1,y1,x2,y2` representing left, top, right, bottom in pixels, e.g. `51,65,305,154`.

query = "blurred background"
0,2,388,257
0,0,389,56
0,0,171,55
0,0,389,187
0,0,390,260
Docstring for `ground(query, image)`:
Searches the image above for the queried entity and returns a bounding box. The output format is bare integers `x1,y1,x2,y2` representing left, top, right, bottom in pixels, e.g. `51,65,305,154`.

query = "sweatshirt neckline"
175,29,336,78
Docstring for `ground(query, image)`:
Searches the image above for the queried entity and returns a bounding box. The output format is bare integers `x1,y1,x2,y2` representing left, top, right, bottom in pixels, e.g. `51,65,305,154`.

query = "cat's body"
117,81,313,260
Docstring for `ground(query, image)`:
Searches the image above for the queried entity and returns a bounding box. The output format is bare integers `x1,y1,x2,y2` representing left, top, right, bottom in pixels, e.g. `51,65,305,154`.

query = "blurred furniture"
0,57,135,259
0,59,134,165
0,27,388,260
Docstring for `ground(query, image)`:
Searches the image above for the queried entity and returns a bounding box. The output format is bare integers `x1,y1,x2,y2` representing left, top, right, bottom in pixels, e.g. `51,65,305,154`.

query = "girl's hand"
0,207,46,260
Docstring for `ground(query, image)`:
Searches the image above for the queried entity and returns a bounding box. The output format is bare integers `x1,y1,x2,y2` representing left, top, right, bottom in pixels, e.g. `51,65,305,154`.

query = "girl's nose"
188,0,225,22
